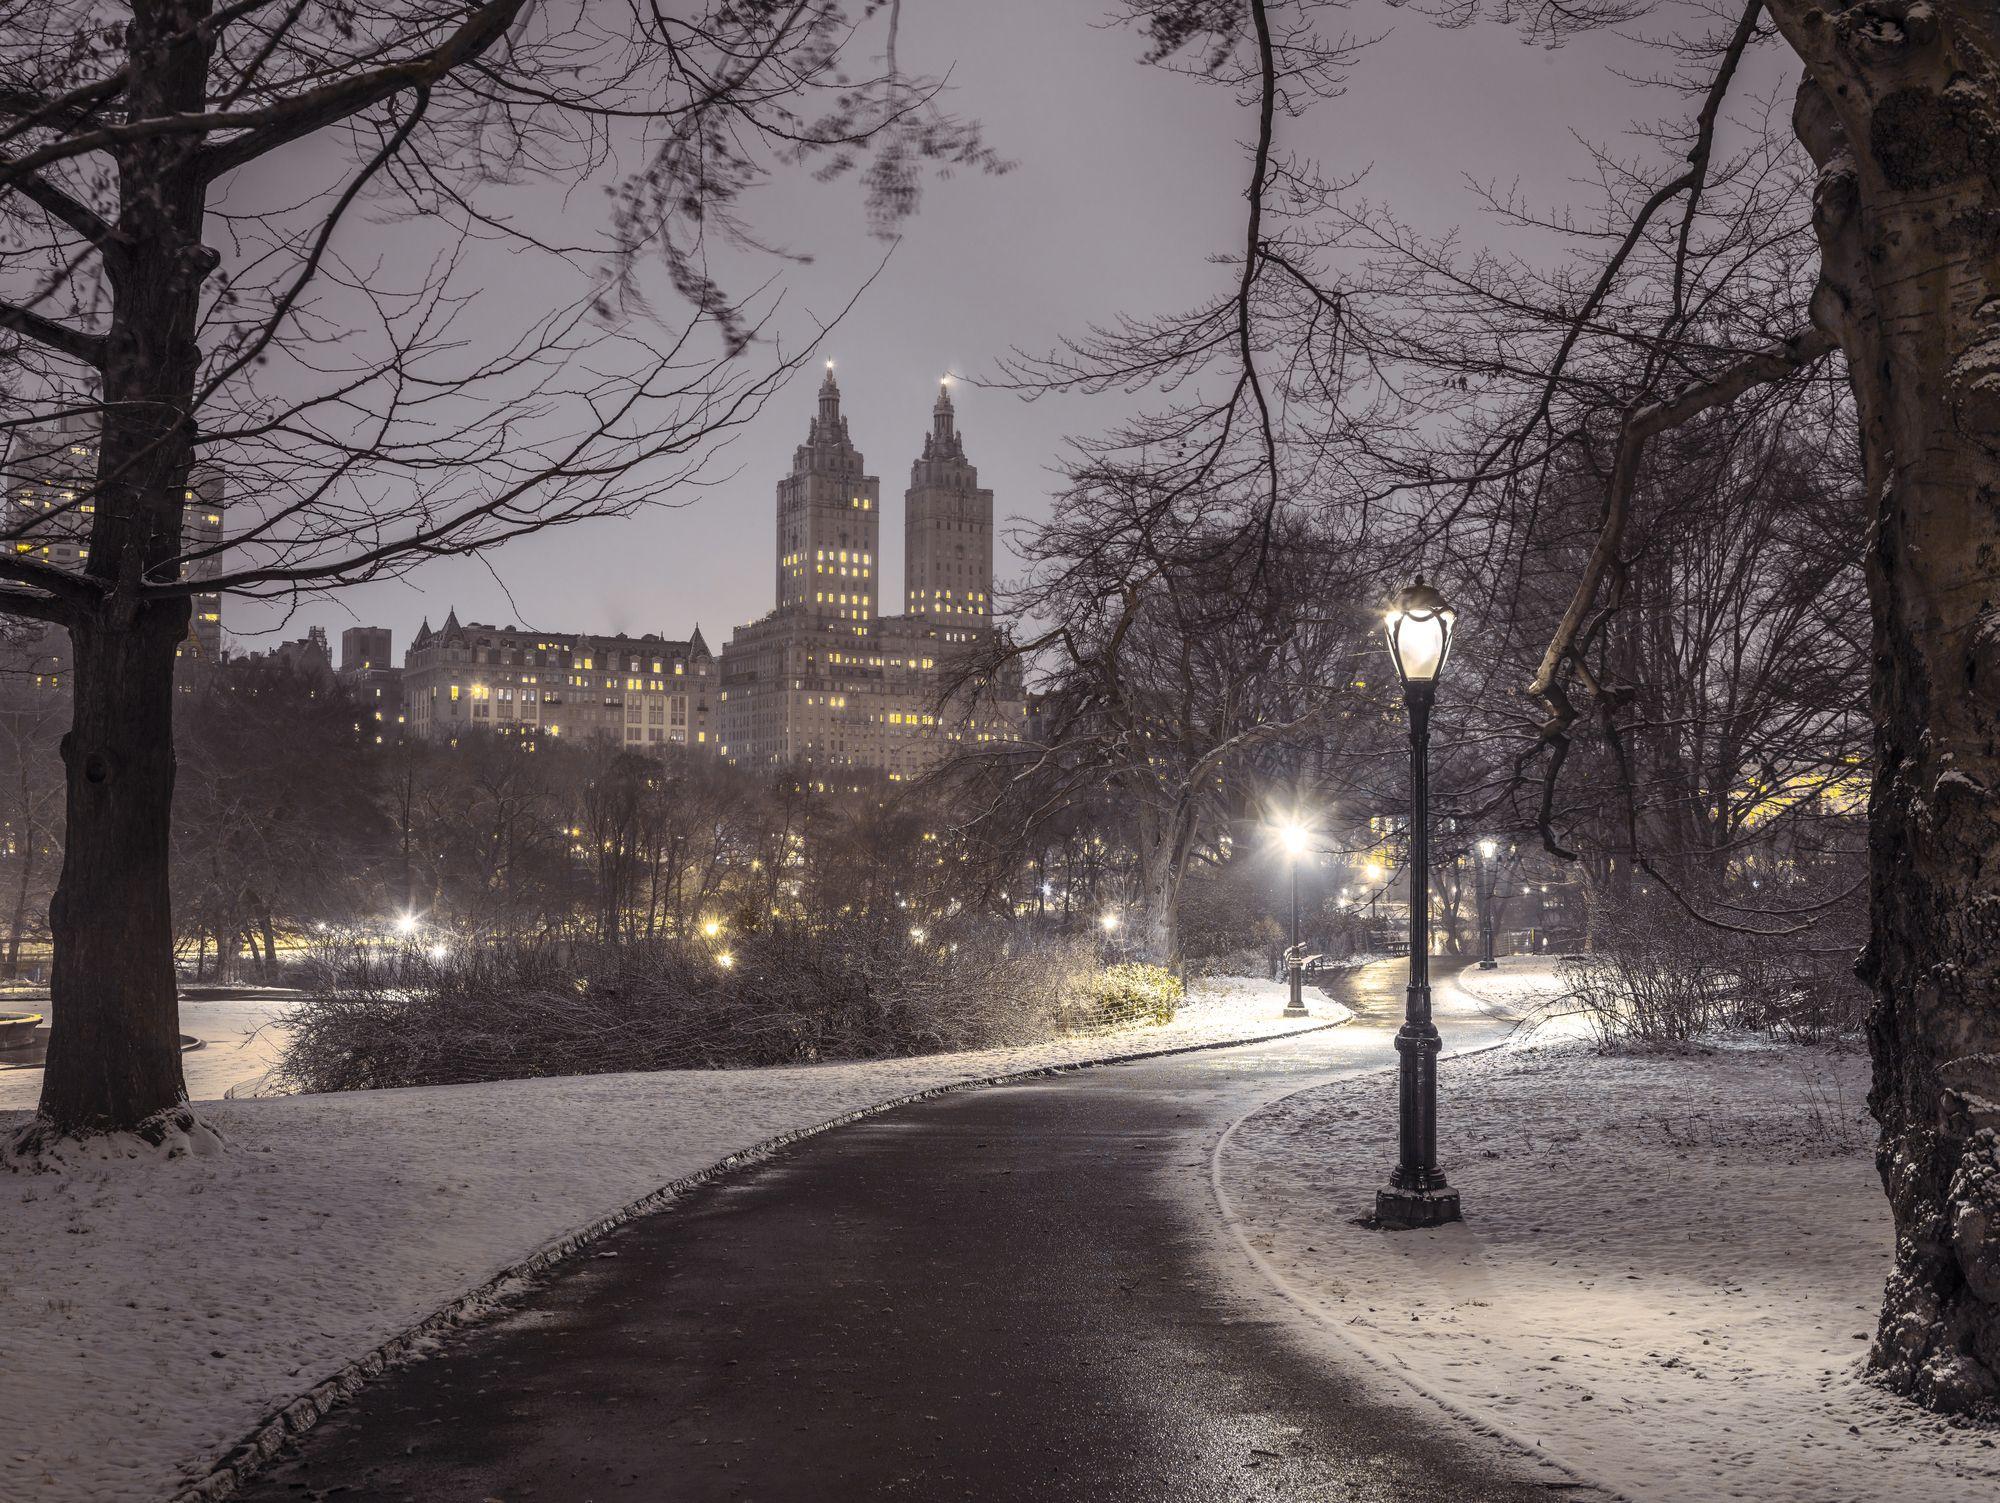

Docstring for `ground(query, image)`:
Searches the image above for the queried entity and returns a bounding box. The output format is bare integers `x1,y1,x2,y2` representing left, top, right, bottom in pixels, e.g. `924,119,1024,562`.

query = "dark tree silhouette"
0,0,998,1145
1026,0,1999,1413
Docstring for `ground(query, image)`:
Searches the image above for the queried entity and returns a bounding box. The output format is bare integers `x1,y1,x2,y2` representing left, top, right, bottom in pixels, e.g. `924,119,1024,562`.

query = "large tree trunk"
1773,0,2000,1413
37,609,191,1134
27,0,213,1141
1132,799,1195,969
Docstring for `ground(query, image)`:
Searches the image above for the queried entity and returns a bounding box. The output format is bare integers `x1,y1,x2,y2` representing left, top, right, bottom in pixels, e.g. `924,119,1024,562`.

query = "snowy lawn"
0,978,1339,1503
1216,962,1998,1503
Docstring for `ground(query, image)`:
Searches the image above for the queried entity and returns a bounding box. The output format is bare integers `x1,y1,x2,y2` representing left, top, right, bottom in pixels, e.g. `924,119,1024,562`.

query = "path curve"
234,961,1568,1502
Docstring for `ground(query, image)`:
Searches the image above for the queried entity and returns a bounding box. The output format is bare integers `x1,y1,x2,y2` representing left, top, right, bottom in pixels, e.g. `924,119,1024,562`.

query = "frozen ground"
0,994,294,1111
0,977,1340,1503
1215,958,1999,1503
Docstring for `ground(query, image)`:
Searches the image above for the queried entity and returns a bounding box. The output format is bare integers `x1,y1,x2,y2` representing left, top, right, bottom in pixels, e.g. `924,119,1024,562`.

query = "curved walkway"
236,961,1567,1502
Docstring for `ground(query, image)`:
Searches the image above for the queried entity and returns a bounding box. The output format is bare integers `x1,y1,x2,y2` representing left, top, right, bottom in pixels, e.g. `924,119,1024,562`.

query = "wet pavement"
234,961,1571,1502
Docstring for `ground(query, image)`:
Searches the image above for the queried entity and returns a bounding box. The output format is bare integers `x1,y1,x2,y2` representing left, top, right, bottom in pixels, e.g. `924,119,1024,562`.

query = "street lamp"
1375,575,1462,1230
1275,818,1311,1017
1476,837,1499,970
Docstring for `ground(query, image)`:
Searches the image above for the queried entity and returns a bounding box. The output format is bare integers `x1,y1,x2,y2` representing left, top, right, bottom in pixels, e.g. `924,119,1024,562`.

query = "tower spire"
808,361,850,450
923,378,963,461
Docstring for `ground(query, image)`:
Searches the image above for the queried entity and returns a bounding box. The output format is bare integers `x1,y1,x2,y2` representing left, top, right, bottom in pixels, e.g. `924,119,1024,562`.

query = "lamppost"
1375,575,1462,1231
1476,837,1498,970
1277,819,1310,1017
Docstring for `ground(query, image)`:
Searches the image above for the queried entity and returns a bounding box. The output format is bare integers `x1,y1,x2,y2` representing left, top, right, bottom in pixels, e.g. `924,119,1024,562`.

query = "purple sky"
232,0,1796,662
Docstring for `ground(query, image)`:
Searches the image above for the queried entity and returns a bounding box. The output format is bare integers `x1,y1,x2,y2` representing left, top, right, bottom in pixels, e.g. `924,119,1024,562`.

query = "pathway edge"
1204,987,1628,1503
170,1010,1348,1503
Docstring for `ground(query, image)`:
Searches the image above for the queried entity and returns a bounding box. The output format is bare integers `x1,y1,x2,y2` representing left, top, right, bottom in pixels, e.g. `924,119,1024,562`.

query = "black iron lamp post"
1476,837,1499,970
1278,819,1310,1017
1375,576,1463,1231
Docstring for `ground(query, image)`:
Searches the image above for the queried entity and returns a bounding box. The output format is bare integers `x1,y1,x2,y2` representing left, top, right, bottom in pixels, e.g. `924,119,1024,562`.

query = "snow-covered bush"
1073,962,1183,1029
275,926,1172,1091
1562,887,1865,1048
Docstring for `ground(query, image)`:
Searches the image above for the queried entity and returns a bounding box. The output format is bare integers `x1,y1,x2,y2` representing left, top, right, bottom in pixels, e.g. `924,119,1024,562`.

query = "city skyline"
216,0,1723,657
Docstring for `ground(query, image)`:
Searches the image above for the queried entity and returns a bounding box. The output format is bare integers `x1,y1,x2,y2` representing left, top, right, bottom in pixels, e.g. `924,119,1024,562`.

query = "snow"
0,995,295,1112
1213,959,2000,1503
0,978,1341,1503
1450,952,1585,1027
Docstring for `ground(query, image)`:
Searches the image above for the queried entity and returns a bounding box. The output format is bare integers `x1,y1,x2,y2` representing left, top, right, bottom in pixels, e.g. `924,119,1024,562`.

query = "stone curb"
1206,1004,1627,1503
168,1011,1348,1503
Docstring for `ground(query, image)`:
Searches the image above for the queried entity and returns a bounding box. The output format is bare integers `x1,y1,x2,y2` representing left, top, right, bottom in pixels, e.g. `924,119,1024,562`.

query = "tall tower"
775,364,879,625
903,381,993,632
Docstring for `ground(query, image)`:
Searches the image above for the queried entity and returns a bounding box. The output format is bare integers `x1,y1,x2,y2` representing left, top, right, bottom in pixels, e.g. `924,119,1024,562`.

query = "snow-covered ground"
1214,958,1999,1503
0,994,294,1111
0,977,1341,1503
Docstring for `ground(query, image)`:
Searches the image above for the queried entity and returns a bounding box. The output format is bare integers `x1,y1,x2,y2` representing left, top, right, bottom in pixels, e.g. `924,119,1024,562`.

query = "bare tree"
1025,0,1999,1410
961,491,1378,963
0,0,996,1144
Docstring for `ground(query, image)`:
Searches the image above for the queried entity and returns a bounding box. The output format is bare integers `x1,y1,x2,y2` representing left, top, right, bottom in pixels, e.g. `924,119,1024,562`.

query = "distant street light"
1375,575,1462,1231
701,917,722,939
394,911,419,936
1098,912,1121,934
1275,817,1312,1018
716,951,736,969
1476,837,1499,971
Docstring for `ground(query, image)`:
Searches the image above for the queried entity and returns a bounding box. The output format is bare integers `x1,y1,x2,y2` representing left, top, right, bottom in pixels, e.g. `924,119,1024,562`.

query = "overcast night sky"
232,0,1796,660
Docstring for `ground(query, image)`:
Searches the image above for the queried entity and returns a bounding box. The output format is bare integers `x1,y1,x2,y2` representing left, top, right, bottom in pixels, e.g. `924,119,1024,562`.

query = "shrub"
1561,882,1867,1048
277,925,1182,1092
1177,872,1269,965
1074,962,1183,1029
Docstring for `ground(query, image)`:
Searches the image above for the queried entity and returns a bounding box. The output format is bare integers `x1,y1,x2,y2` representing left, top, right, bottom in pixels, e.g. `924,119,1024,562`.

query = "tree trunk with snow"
30,0,212,1139
1772,0,2000,1413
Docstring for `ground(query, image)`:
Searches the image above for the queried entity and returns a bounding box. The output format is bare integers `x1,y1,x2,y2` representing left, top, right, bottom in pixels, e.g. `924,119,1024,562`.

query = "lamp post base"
1477,960,1497,970
1283,956,1308,1017
1373,1184,1462,1230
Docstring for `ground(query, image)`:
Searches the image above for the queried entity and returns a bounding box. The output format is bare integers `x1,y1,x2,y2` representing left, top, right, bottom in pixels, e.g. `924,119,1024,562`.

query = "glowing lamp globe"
1383,576,1456,688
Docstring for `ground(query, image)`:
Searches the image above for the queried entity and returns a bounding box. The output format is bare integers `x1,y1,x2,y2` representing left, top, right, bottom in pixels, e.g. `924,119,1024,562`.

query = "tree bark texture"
1772,0,2000,1412
32,0,212,1137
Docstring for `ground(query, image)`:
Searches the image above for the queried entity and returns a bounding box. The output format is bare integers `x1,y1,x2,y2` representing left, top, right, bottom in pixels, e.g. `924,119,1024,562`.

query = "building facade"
4,413,226,684
339,627,405,744
720,371,1023,777
400,613,715,750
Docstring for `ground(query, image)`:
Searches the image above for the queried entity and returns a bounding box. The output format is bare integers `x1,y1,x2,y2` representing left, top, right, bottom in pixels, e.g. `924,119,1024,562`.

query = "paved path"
238,962,1574,1502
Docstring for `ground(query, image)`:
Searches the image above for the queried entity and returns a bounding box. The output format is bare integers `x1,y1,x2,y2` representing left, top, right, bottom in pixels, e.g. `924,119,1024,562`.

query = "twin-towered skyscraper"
770,366,992,631
719,367,1021,776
